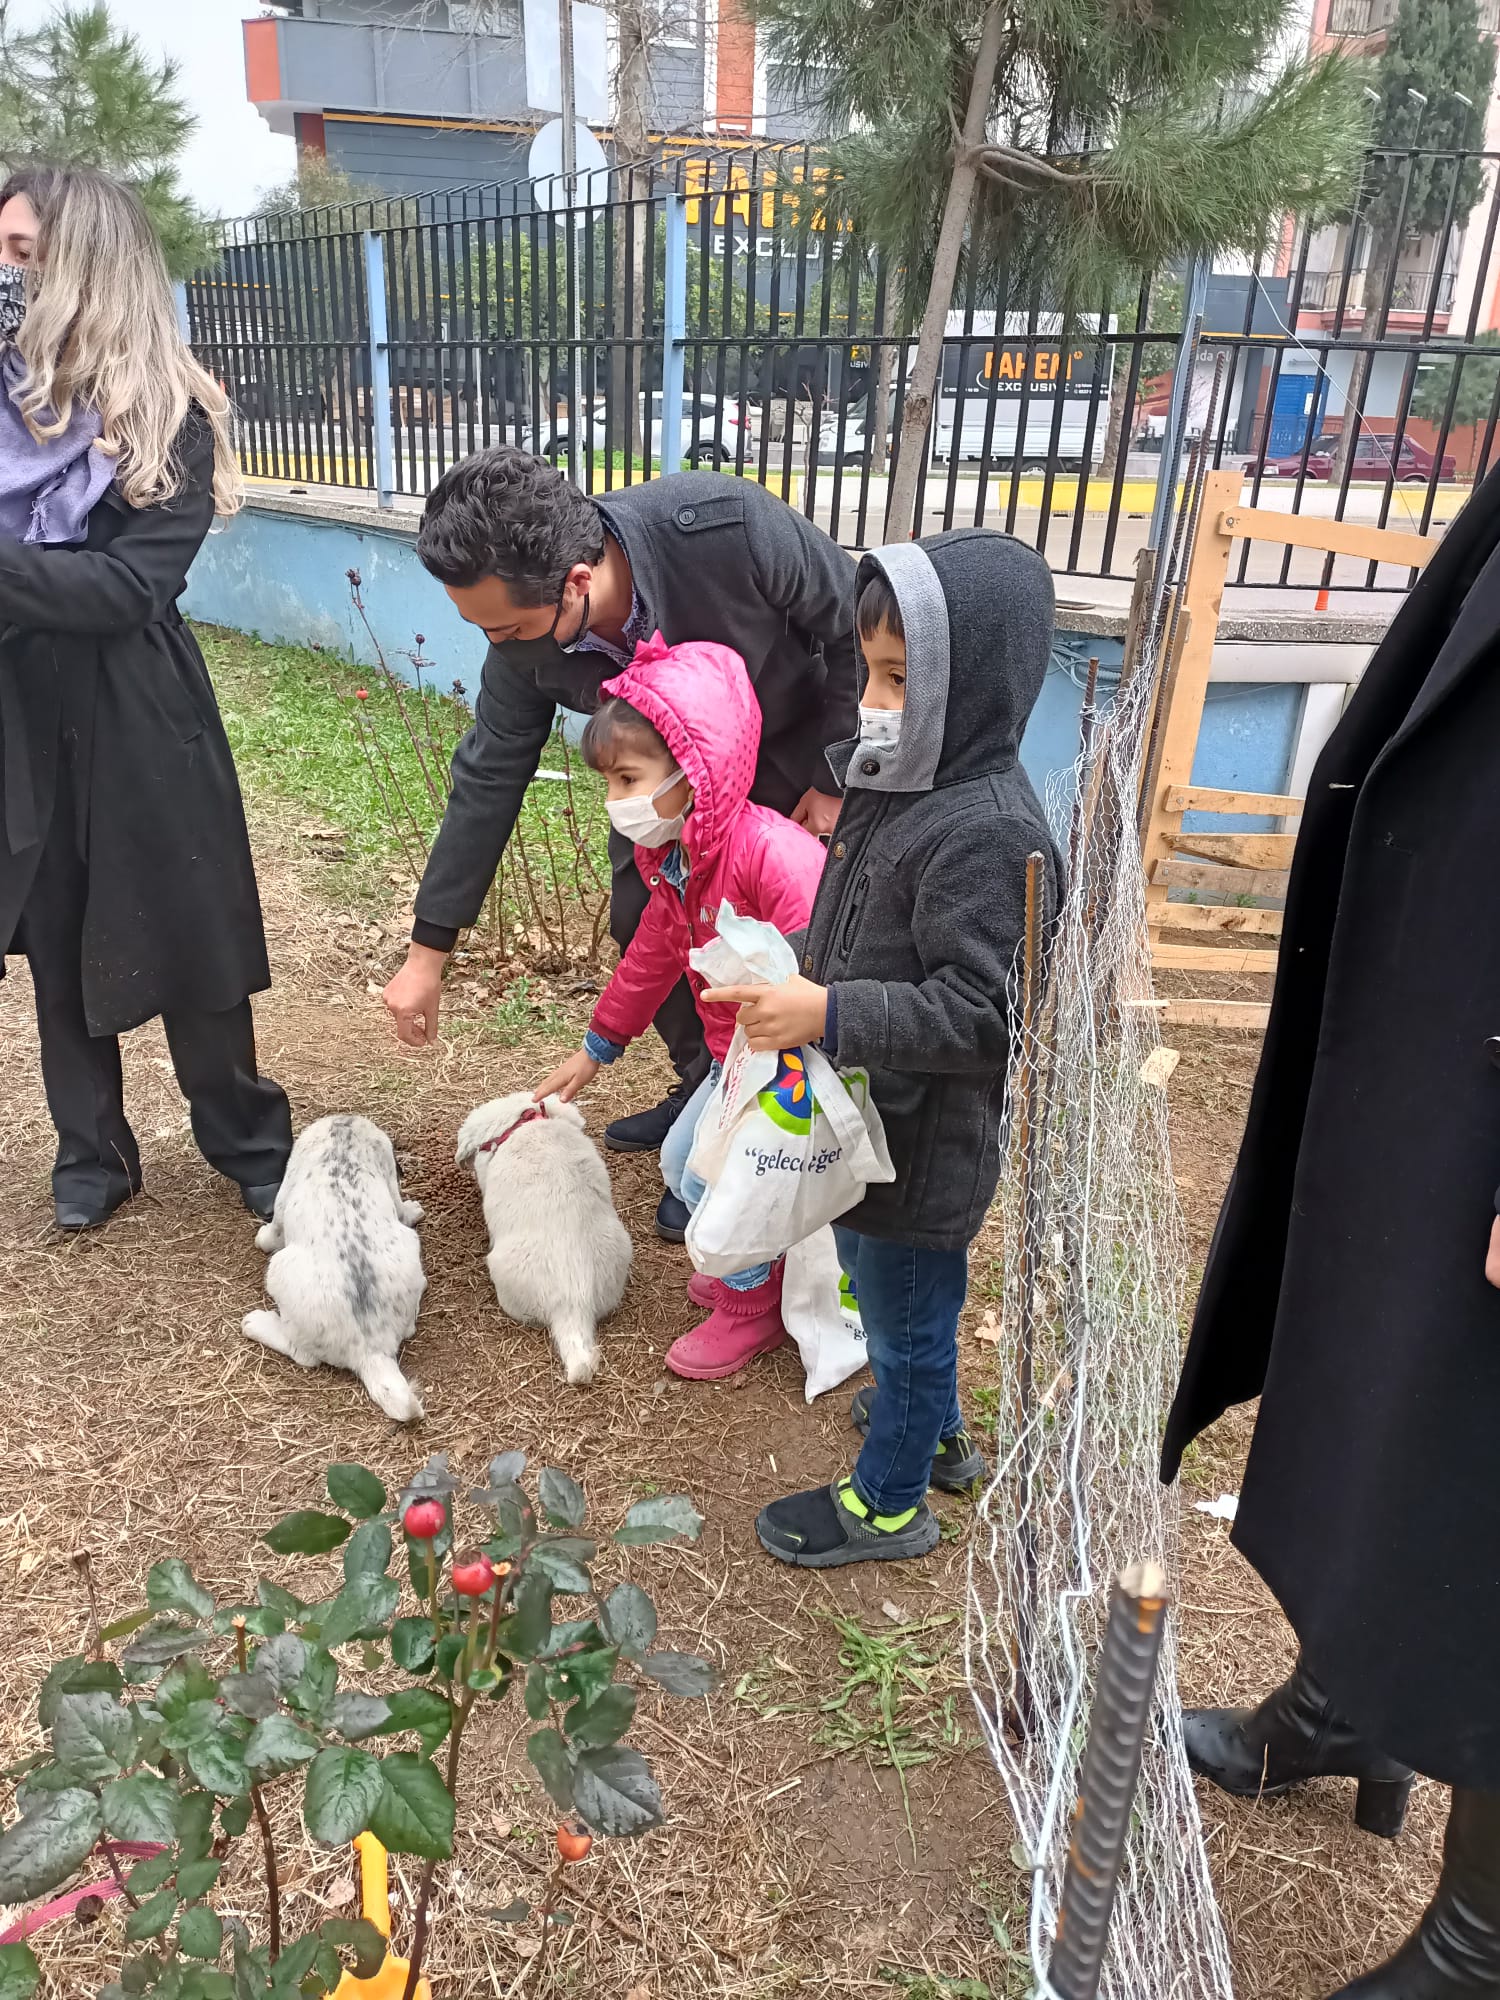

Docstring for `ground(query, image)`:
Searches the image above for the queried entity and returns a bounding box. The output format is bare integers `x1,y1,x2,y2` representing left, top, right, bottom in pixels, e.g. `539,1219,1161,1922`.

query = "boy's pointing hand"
700,975,829,1054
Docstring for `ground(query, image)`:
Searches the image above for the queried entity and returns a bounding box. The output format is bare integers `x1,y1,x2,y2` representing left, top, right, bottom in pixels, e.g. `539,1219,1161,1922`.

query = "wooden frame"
1140,469,1442,1032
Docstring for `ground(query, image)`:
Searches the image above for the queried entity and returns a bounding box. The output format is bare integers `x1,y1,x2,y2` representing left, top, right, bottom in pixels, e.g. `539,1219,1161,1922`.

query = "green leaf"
160,1701,223,1756
571,1744,664,1838
127,1851,178,1894
102,1772,179,1843
125,1889,179,1942
330,1693,391,1742
310,1942,345,1994
267,1935,320,1986
219,1797,252,1839
287,1649,339,1728
564,1683,636,1750
389,1619,435,1674
326,1465,387,1519
219,1672,280,1721
526,1729,575,1813
342,1521,393,1582
53,1690,136,1783
0,1944,40,2000
99,1610,155,1645
641,1651,721,1699
13,1765,77,1814
244,1716,320,1778
262,1512,351,1558
155,1658,218,1724
613,1495,704,1546
185,1730,251,1799
433,1634,466,1683
545,1647,618,1712
192,1974,235,2000
501,1570,553,1661
405,1527,452,1602
175,1791,216,1861
466,1666,501,1694
367,1755,454,1861
538,1469,586,1530
212,1606,284,1640
147,1560,215,1623
378,1689,451,1755
536,1619,603,1660
123,1624,209,1670
600,1583,657,1661
303,1747,385,1847
176,1859,222,1901
526,1545,592,1595
36,1657,85,1730
318,1919,386,1980
314,1575,399,1650
256,1581,305,1623
524,1665,550,1723
36,1658,126,1735
486,1899,530,1924
178,1906,224,1961
253,1634,310,1693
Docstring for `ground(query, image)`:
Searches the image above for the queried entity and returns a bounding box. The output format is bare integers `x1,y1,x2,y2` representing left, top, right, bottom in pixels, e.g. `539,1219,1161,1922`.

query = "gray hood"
833,528,1056,796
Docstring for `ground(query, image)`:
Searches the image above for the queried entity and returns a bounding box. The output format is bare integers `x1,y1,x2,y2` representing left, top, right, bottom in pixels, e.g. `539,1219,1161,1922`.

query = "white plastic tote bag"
782,1226,867,1403
684,903,895,1276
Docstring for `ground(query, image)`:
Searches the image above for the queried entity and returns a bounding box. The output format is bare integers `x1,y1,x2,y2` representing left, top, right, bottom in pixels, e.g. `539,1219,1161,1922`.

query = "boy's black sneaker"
605,1079,695,1154
849,1385,989,1496
756,1478,941,1568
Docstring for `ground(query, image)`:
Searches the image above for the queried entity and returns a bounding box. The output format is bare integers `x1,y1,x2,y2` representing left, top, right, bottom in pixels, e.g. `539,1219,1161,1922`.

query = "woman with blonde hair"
0,164,291,1231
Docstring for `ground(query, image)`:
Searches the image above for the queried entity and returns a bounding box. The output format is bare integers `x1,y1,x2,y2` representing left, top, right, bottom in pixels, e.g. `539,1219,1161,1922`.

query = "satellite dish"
528,119,610,212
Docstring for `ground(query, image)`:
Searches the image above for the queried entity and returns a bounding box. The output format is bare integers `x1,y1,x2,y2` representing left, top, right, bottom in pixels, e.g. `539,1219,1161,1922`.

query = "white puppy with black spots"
243,1113,426,1422
456,1092,632,1385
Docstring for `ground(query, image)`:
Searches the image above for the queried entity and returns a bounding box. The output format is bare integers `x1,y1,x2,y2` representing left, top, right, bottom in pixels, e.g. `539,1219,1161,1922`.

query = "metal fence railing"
186,144,1500,591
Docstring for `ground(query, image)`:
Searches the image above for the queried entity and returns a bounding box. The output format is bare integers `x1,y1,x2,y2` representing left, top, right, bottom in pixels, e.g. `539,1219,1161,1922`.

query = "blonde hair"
11,166,241,517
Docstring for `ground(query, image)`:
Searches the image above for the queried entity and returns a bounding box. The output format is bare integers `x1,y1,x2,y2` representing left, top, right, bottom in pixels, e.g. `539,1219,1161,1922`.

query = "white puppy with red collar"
456,1092,632,1385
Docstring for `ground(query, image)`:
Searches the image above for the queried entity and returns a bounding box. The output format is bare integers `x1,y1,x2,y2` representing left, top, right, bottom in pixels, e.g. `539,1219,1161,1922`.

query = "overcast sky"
10,0,296,219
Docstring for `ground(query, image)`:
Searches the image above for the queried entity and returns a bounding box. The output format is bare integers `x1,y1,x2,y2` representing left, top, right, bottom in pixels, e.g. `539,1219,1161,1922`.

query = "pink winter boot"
687,1271,716,1309
667,1268,786,1380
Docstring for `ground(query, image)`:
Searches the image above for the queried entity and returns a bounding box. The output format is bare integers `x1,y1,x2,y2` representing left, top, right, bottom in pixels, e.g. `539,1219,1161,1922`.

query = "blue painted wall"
186,503,1303,809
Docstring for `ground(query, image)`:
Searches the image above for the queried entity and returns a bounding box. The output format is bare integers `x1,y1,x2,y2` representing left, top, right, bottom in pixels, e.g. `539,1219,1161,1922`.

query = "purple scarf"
0,348,115,545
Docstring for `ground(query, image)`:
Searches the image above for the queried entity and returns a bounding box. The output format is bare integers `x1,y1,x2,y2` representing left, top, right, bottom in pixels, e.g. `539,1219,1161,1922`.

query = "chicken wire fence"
964,623,1235,2000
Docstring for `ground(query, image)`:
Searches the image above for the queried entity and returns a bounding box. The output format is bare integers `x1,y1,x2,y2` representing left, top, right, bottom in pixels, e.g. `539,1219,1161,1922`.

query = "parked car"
537,392,748,468
1261,430,1457,481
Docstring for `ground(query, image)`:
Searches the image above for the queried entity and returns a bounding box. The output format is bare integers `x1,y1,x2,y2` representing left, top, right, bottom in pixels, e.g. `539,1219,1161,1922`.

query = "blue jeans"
834,1226,969,1516
661,1064,773,1292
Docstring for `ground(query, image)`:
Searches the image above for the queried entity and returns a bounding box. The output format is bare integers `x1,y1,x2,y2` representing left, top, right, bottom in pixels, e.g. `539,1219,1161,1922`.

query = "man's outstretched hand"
1487,1215,1500,1290
792,788,842,839
383,943,448,1048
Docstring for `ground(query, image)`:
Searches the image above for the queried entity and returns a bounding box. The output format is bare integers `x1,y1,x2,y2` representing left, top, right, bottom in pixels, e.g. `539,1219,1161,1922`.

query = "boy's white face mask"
858,705,903,754
606,769,688,847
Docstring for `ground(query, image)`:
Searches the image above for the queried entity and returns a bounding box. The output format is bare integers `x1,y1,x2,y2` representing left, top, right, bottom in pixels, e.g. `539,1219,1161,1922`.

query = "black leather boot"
1330,1791,1500,1995
1183,1655,1414,1838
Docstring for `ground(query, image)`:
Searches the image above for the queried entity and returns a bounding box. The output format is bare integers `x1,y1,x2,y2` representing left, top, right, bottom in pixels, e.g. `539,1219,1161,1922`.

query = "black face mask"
0,263,26,346
548,583,591,654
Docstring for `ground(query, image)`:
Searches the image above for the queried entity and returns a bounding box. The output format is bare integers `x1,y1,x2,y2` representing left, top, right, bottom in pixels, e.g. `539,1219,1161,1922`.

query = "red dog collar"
476,1104,547,1157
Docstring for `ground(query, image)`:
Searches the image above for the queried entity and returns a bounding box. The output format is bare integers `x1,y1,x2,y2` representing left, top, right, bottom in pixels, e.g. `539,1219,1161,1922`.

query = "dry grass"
0,766,1446,1997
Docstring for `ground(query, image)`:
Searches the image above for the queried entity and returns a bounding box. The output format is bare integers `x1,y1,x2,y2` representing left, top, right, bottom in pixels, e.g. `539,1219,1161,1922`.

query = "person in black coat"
1160,465,1500,1996
0,166,290,1231
381,445,858,1243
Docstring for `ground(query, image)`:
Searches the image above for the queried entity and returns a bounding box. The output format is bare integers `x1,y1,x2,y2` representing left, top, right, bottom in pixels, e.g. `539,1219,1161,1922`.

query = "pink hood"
591,632,826,1063
600,631,760,865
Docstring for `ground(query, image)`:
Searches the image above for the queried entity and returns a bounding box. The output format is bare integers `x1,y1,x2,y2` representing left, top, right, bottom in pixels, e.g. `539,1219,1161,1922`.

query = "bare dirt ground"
0,786,1444,1996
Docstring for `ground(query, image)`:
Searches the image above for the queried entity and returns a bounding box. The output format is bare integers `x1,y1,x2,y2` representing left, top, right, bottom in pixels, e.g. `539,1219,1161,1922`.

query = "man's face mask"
0,263,27,346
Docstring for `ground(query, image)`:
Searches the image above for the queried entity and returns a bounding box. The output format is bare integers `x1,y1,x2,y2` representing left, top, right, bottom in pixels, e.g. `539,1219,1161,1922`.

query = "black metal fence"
187,143,1500,592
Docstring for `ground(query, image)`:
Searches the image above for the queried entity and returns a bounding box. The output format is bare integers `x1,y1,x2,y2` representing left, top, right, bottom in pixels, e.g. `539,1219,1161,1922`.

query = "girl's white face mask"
606,769,688,847
858,705,902,754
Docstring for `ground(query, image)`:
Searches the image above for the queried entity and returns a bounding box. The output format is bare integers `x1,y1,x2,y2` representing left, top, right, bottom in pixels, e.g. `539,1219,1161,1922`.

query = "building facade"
243,0,820,199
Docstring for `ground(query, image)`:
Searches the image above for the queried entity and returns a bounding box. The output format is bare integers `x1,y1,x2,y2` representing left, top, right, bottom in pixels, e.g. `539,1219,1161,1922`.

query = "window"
658,0,701,47
450,0,516,31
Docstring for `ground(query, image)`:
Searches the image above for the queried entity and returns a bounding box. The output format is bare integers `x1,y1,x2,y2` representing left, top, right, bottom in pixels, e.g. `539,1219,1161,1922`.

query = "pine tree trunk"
1096,356,1132,482
868,275,902,478
885,0,1007,539
611,0,649,464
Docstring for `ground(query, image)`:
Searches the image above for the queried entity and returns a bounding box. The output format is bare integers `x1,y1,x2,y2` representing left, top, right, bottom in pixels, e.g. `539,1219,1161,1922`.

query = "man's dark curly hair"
416,446,606,602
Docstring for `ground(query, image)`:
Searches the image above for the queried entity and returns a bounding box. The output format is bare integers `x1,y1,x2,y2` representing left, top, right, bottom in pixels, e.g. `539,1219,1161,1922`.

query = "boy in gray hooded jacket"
704,528,1062,1566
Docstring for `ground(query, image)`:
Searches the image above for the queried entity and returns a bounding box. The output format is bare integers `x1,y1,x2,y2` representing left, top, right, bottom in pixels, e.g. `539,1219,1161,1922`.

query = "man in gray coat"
381,447,856,1239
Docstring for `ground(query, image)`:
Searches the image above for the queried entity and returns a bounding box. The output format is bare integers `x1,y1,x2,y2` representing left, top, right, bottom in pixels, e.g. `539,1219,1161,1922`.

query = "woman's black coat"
1161,463,1500,1788
0,416,271,1035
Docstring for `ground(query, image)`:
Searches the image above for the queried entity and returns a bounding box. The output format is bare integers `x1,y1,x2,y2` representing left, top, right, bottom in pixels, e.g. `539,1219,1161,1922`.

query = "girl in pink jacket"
534,632,827,1379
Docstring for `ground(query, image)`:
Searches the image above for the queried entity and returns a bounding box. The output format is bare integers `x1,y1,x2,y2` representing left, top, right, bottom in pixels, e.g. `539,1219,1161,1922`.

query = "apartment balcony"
244,11,532,135
1297,265,1457,326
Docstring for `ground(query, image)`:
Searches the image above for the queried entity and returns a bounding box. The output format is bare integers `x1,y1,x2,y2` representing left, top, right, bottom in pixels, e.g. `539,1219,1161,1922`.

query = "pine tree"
758,0,1370,533
0,1,209,274
1332,0,1495,483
